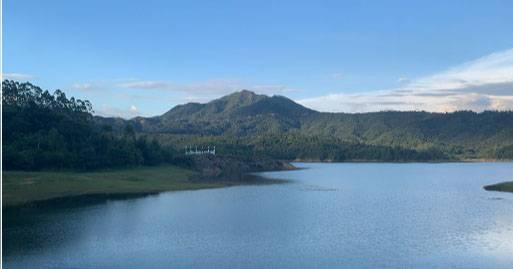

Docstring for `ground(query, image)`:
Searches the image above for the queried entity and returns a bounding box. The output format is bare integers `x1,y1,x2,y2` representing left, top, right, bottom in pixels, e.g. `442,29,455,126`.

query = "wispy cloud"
71,83,96,91
2,73,34,81
397,77,410,84
116,79,295,96
95,104,141,119
330,73,344,80
298,48,513,112
73,78,297,117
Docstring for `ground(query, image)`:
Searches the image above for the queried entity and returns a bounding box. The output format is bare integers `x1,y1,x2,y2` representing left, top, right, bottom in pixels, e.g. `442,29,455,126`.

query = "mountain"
95,90,513,161
9,80,511,169
129,90,316,135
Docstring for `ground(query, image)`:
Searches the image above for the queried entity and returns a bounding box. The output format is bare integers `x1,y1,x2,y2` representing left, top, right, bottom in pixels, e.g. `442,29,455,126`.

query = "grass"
2,165,228,207
483,181,513,193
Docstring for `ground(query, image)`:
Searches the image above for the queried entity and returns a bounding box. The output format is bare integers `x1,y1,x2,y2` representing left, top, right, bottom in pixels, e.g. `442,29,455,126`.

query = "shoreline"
291,159,513,163
483,181,513,194
4,176,287,211
4,160,512,208
2,163,291,209
2,165,213,208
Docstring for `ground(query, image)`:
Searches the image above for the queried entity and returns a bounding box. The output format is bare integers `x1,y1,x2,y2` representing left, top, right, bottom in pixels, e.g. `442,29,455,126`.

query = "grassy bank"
483,181,513,193
3,165,228,207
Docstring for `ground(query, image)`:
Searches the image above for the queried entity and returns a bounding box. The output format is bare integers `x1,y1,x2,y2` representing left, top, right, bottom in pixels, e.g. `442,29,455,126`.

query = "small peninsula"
483,181,513,193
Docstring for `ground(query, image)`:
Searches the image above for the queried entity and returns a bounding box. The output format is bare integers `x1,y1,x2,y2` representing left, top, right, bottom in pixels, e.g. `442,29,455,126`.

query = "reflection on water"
4,163,513,268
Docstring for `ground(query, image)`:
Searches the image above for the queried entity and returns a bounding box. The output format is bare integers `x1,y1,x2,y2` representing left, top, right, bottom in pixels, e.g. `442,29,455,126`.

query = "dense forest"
3,81,513,171
2,80,174,170
117,90,513,161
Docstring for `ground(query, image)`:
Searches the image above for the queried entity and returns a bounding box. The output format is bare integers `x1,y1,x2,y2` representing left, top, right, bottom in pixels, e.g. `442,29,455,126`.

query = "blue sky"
4,0,513,117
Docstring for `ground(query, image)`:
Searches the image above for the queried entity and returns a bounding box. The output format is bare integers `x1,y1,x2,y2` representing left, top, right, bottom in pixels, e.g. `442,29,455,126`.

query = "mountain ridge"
122,90,317,135
94,90,513,161
6,79,512,169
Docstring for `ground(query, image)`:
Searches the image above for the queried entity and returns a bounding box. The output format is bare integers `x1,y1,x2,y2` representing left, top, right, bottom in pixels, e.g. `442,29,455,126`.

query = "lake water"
3,163,513,268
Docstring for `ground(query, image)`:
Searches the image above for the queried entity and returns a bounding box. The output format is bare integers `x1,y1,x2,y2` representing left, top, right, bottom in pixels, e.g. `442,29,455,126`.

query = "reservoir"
3,163,513,268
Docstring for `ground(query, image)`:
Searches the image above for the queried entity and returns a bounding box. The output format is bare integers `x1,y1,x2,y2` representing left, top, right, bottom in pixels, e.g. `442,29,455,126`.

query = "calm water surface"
4,163,513,268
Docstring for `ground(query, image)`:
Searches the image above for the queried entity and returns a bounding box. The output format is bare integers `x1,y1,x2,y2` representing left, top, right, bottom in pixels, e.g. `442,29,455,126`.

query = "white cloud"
116,79,295,96
71,83,95,91
95,104,141,119
397,77,410,84
117,80,174,90
2,73,34,81
298,48,513,112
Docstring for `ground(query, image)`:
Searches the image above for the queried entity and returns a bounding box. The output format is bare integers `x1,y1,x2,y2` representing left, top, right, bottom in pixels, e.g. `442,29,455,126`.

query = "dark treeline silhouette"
2,80,174,170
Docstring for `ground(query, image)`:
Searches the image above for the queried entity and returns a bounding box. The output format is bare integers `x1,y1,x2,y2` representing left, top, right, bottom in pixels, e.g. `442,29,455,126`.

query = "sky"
3,0,513,118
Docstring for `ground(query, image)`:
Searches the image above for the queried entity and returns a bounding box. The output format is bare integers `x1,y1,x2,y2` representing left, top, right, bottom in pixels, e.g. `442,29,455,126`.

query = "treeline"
122,90,513,160
496,144,513,159
2,80,174,170
251,133,449,161
149,133,449,162
5,81,512,168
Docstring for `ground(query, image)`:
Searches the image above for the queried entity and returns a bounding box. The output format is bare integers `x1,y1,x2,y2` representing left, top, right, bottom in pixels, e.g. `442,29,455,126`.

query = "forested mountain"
4,80,513,170
97,89,513,161
125,90,316,136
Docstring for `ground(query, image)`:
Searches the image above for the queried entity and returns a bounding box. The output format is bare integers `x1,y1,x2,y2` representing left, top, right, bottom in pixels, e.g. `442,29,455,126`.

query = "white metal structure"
185,145,216,155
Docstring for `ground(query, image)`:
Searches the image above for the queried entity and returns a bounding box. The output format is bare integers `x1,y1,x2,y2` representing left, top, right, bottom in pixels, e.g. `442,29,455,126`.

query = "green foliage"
496,144,513,159
123,91,513,161
2,165,209,206
5,82,513,169
484,181,513,193
149,133,447,162
2,80,173,170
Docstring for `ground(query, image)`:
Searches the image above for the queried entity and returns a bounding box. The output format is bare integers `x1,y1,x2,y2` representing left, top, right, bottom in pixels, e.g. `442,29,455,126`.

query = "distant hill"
123,90,315,135
12,80,511,170
96,90,513,161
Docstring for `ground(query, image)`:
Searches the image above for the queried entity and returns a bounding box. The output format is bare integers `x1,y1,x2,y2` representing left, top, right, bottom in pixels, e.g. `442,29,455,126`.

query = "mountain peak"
136,88,322,135
161,90,315,124
219,90,267,110
222,89,263,101
239,89,257,95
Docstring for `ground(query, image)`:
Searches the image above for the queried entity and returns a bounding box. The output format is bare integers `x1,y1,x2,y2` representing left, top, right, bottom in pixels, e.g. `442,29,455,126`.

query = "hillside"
95,90,513,161
4,80,513,165
2,80,173,170
126,90,316,136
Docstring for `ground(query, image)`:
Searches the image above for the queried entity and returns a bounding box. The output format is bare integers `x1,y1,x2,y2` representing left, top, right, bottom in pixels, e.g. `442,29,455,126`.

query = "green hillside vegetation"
2,165,224,206
483,181,513,193
4,80,513,172
116,90,513,161
2,80,176,170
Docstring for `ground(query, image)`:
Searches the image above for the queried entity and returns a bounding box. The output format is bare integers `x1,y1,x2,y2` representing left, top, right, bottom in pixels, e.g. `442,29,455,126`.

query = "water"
3,163,513,268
